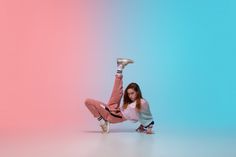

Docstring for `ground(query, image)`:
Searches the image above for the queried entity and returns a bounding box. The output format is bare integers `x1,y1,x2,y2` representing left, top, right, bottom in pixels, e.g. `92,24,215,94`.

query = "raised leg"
107,74,123,110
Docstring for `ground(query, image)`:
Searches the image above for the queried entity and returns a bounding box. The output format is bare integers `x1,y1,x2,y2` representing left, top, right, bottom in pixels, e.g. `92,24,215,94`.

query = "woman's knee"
84,98,93,106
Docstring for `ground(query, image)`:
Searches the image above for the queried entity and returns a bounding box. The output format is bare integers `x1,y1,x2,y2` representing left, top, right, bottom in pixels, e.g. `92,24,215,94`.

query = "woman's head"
123,82,143,110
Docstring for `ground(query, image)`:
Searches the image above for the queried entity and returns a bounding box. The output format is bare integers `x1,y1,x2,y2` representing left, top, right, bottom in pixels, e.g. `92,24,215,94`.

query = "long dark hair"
123,82,143,110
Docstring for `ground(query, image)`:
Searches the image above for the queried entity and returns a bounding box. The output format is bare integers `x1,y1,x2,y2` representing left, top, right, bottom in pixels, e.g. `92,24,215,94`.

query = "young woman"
84,58,154,134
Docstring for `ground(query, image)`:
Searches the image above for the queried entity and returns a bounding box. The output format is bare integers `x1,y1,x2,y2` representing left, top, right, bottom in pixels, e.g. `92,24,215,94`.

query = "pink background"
0,0,115,135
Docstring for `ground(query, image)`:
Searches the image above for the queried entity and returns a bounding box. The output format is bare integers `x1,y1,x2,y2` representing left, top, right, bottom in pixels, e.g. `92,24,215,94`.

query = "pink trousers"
84,74,127,123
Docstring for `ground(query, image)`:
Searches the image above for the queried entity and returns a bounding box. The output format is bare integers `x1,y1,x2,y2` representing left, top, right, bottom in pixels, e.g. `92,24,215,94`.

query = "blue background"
101,0,236,131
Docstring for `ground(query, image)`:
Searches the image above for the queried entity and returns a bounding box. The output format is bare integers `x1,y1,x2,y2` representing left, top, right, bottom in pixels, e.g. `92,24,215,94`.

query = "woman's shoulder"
140,98,148,104
140,98,149,108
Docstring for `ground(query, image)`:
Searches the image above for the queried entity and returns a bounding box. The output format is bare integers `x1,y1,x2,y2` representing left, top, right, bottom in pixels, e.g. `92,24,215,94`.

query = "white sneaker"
100,121,110,133
105,121,110,133
117,58,134,69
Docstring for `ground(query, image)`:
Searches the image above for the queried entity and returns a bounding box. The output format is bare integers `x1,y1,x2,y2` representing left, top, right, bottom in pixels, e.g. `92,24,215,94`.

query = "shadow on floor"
81,128,137,133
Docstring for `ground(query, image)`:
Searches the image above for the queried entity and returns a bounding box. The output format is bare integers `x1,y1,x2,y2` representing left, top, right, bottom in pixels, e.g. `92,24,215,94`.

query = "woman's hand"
135,124,146,133
145,127,154,134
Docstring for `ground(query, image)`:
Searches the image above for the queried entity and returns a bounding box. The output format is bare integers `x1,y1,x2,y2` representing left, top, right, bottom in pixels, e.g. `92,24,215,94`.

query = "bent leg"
84,98,109,120
85,98,126,123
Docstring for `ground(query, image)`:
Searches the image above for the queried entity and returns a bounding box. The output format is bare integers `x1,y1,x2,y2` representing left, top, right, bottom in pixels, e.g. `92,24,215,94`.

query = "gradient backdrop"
0,0,236,136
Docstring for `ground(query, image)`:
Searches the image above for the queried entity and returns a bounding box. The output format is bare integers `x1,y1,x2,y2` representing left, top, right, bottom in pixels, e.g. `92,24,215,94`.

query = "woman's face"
127,88,138,102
